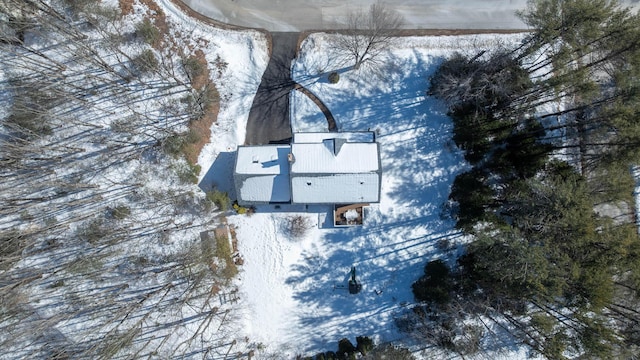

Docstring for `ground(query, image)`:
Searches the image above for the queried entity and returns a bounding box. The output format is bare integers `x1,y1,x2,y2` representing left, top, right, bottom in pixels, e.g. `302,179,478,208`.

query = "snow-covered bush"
132,49,159,74
108,205,131,220
175,161,201,184
232,202,255,216
355,336,374,355
182,56,206,82
337,338,357,359
365,344,415,359
0,231,23,270
135,18,160,45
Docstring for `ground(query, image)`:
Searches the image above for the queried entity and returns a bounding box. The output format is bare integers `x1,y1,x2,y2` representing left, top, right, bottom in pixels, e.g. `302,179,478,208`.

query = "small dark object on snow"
348,266,362,294
328,71,340,84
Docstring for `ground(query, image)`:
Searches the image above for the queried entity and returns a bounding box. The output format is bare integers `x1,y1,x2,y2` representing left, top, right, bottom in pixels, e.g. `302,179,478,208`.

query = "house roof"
233,132,381,205
234,145,291,203
293,132,375,144
291,173,380,204
235,145,290,175
290,137,381,204
290,142,380,174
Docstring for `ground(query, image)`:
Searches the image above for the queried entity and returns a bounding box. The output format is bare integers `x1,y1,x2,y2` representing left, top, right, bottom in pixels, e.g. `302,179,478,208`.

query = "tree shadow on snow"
284,51,468,352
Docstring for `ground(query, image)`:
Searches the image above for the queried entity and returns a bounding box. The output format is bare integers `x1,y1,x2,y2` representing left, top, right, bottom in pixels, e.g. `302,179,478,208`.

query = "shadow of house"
199,151,237,199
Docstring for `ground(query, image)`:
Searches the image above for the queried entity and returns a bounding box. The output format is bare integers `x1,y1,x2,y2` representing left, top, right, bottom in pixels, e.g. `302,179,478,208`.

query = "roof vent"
252,155,259,164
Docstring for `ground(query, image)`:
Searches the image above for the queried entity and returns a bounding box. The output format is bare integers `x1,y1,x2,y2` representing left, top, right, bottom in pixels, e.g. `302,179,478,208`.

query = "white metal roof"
234,136,381,204
290,142,379,174
291,174,380,204
293,132,374,144
235,145,290,175
239,175,291,203
235,145,292,204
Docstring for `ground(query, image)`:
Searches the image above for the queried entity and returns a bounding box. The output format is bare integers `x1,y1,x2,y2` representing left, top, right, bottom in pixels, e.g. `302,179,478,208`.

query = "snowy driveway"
244,32,297,145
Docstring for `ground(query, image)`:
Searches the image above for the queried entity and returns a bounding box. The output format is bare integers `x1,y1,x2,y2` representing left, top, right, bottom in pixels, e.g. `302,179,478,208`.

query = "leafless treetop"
337,2,404,70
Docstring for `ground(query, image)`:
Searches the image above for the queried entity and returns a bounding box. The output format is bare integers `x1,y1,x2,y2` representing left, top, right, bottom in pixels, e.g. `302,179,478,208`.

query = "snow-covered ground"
159,0,268,159
0,0,540,356
6,0,616,357
223,32,534,358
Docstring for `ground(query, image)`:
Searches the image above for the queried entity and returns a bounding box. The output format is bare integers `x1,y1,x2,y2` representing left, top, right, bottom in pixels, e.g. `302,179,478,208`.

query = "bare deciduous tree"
283,215,313,240
336,2,404,71
0,0,249,357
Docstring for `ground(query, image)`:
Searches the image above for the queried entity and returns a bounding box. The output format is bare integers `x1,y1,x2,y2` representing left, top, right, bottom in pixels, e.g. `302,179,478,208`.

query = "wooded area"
412,0,640,358
4,0,640,358
0,0,247,357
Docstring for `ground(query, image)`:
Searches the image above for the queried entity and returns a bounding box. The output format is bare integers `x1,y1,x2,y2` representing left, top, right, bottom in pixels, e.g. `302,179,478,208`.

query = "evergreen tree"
422,2,640,357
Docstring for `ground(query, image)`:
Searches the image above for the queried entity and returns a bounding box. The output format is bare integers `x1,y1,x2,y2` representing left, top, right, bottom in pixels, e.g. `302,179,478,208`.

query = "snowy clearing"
223,32,538,358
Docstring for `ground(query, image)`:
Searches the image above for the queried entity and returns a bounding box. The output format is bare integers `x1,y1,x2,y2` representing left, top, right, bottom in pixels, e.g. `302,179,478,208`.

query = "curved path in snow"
168,0,339,143
293,83,337,132
243,32,337,144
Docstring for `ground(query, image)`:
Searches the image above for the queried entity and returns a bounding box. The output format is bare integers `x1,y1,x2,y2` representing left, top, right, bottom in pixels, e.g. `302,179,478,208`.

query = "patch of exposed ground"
118,0,133,15
182,49,220,165
119,0,219,165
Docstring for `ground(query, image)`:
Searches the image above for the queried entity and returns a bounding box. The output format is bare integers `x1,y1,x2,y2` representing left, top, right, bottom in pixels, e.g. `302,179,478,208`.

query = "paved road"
244,32,298,145
182,0,640,31
183,0,530,30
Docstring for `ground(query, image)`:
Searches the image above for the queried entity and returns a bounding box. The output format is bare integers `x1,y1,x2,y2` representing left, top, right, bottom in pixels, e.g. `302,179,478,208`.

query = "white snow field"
223,32,540,358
